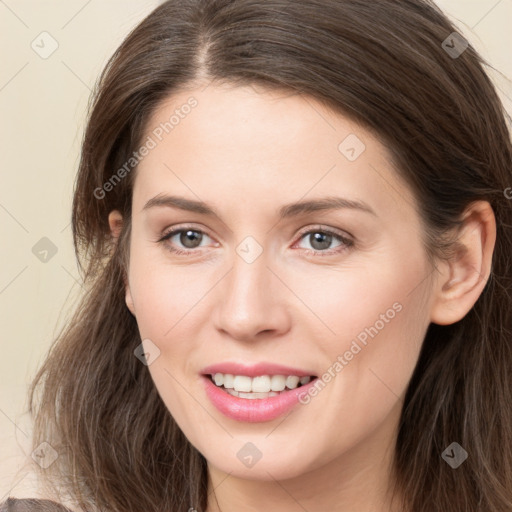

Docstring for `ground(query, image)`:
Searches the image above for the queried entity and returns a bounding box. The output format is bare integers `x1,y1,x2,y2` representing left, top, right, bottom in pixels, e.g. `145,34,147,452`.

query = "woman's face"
123,83,437,482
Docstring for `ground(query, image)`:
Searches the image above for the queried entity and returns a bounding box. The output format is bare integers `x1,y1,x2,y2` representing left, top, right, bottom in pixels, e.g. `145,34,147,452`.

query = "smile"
202,372,319,423
209,373,313,399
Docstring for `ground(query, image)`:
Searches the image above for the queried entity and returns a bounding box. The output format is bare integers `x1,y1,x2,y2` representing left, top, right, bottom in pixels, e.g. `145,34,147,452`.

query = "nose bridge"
214,239,287,339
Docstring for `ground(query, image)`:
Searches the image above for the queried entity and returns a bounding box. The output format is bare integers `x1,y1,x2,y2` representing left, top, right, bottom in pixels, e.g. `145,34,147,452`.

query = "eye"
155,224,354,257
157,225,215,255
293,226,354,256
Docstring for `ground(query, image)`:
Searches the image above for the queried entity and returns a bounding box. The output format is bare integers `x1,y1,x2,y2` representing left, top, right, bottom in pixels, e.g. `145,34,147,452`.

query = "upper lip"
201,362,317,378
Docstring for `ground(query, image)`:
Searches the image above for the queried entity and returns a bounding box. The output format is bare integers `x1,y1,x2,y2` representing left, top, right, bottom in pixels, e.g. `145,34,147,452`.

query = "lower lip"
202,375,317,423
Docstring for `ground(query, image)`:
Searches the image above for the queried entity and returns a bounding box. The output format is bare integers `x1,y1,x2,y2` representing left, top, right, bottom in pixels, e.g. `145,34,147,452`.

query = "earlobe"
430,201,496,326
109,210,134,315
123,270,136,315
125,282,136,316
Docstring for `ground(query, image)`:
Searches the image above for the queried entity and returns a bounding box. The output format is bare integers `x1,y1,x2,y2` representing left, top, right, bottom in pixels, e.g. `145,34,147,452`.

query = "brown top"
0,498,74,512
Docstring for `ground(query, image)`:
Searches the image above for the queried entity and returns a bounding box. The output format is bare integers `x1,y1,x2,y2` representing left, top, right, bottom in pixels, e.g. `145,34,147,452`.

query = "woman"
3,0,511,510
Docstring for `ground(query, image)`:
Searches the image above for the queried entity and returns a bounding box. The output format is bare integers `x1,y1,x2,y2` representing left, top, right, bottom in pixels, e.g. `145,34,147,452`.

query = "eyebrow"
142,194,377,219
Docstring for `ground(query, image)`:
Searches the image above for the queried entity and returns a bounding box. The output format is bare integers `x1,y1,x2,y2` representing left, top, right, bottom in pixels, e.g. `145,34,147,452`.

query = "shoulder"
0,498,75,512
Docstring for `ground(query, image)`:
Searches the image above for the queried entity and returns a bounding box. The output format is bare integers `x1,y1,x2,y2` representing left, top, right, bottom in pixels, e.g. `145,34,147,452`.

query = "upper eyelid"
159,223,353,247
296,224,352,240
160,224,215,242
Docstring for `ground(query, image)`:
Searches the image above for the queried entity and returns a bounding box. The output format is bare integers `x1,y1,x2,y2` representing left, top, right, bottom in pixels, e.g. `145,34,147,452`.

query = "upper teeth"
212,373,312,392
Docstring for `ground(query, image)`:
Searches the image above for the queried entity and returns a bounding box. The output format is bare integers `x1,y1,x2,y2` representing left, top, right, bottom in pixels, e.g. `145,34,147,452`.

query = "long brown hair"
27,1,512,510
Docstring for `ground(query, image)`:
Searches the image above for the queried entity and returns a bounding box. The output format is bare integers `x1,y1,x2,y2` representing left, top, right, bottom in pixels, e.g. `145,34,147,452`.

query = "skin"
108,82,495,512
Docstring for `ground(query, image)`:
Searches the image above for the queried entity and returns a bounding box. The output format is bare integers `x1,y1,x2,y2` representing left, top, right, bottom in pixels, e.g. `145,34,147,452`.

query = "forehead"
131,84,416,221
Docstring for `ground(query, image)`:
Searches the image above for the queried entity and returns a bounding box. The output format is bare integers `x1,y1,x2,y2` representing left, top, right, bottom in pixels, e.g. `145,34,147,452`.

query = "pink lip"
201,374,318,423
200,362,316,378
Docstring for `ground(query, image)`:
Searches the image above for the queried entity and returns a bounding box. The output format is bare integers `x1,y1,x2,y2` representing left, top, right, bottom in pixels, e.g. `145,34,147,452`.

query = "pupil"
311,232,331,250
181,230,201,248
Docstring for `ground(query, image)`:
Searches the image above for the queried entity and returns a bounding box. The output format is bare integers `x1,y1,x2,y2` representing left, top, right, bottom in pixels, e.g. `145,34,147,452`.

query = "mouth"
201,371,320,422
204,372,318,399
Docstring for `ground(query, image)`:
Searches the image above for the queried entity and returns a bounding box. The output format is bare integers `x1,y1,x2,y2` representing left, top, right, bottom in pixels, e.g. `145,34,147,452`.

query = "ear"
430,201,496,326
108,210,135,316
108,209,123,240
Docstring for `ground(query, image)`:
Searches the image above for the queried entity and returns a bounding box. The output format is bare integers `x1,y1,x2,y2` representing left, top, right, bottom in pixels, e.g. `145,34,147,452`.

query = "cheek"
290,271,429,462
301,254,430,398
289,254,426,348
128,251,210,340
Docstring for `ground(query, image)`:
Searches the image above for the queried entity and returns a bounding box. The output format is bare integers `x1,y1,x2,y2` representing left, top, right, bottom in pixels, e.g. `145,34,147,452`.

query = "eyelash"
155,224,354,257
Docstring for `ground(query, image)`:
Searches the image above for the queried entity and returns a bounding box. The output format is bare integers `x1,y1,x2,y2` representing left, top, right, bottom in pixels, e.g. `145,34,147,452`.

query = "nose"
213,249,291,342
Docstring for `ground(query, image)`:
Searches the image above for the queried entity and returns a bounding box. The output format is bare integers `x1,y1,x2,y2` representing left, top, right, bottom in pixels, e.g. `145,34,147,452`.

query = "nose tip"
212,257,290,342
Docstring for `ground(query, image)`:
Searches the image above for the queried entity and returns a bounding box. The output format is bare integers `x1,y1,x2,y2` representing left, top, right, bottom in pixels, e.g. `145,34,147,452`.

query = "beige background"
1,0,511,501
